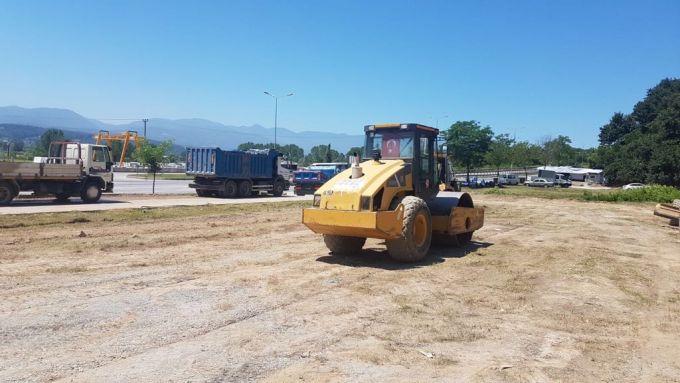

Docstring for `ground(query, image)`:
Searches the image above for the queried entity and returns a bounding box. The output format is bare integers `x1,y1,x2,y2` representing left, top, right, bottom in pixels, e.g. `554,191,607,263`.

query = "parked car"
498,173,519,185
526,178,552,188
622,183,646,190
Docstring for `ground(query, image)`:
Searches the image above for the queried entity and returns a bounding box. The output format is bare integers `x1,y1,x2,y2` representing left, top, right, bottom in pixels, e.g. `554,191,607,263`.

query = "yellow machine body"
302,159,484,240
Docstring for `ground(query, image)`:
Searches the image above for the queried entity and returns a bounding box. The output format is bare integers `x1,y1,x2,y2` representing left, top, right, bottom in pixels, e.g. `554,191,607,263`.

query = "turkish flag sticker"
382,134,401,158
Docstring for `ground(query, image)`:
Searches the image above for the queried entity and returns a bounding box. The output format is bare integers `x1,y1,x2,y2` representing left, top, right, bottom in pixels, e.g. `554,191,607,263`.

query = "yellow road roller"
302,123,484,262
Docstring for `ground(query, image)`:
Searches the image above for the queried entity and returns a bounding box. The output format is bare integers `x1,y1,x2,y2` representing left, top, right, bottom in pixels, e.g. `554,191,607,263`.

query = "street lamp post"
264,91,294,146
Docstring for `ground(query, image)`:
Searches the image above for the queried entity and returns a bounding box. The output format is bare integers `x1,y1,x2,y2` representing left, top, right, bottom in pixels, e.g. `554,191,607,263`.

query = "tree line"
237,142,363,166
595,78,679,187
444,121,595,181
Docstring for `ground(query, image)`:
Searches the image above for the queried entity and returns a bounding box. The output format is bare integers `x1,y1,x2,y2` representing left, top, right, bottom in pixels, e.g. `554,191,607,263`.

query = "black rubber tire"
238,180,252,197
0,181,15,205
80,182,102,203
386,196,432,262
219,180,238,198
323,234,366,255
272,179,285,197
55,193,71,202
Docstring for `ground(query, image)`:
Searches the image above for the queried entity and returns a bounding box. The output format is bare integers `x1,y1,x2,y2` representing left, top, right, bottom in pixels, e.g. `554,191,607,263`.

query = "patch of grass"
0,200,311,229
45,265,88,273
582,185,680,203
482,184,680,203
481,186,604,200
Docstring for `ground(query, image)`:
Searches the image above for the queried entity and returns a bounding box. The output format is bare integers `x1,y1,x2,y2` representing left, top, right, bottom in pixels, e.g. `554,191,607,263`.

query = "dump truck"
186,147,288,197
0,141,114,205
302,123,484,262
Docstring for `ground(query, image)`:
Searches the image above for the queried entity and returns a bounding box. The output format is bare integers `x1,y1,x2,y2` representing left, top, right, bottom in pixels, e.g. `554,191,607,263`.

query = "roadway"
1,194,312,215
3,171,308,215
113,171,193,194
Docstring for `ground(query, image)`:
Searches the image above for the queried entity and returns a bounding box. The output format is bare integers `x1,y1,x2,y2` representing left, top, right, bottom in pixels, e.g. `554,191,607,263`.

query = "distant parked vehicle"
293,162,349,195
538,169,572,188
498,173,519,185
293,170,328,195
622,183,646,190
526,178,552,188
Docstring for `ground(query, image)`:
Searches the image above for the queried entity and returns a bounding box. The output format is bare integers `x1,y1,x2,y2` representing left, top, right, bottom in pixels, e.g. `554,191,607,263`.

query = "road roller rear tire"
386,196,432,262
323,234,366,255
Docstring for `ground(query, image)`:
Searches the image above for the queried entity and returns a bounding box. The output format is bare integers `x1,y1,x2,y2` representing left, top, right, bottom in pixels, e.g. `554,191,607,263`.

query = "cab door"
415,132,437,198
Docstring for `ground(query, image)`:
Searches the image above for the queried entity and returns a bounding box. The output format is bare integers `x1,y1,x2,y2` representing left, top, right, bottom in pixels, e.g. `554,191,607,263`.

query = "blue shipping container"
186,147,279,180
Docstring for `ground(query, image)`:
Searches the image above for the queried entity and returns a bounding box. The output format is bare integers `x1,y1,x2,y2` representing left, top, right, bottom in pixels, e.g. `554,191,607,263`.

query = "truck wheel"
386,196,432,262
80,182,102,203
272,179,285,197
238,180,252,197
0,181,15,205
55,193,71,202
219,180,238,198
323,234,366,255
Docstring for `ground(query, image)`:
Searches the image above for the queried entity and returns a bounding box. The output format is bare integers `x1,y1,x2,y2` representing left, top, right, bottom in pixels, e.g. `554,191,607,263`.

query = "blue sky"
1,0,678,147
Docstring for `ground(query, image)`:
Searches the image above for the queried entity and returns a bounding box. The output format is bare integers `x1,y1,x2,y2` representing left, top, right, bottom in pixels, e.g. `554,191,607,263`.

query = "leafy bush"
581,185,680,203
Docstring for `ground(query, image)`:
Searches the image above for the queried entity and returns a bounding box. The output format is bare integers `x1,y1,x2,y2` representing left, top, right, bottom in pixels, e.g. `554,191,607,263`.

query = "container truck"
186,147,288,198
0,141,114,205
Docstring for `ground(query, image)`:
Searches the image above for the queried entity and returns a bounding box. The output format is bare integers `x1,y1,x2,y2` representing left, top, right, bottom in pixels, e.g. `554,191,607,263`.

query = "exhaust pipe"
351,152,363,179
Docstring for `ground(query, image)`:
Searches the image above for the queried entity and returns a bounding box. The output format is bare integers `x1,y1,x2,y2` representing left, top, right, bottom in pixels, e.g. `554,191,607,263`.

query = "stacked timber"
654,199,680,227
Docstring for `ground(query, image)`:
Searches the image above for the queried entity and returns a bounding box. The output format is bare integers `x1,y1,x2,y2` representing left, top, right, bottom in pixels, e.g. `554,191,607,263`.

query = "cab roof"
364,123,439,134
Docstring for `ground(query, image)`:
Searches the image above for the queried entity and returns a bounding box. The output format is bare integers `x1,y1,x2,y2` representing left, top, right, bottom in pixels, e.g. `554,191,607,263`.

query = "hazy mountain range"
0,106,364,152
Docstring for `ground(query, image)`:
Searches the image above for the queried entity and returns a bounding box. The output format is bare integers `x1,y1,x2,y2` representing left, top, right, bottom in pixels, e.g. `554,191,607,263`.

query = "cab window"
92,147,107,162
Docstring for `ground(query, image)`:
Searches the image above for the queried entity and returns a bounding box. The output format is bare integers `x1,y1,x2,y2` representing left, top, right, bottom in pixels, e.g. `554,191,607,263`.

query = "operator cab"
364,123,441,199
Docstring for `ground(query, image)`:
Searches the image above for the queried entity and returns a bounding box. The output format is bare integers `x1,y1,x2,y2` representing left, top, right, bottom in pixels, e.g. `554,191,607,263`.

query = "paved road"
113,172,193,194
1,194,312,215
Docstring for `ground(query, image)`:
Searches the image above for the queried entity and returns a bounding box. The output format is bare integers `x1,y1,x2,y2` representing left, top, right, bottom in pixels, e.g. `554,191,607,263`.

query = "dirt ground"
1,195,679,382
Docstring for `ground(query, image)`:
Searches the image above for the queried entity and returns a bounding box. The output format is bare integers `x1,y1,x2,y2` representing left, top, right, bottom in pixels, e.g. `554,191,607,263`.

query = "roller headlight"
313,194,321,207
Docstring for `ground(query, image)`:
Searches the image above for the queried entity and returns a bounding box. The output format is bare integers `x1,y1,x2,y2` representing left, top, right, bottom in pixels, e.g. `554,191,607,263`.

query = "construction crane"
94,130,143,167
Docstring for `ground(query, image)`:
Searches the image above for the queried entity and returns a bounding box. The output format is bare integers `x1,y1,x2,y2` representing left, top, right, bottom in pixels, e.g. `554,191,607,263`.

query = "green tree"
444,120,493,181
304,144,345,165
485,133,515,176
237,142,305,163
135,140,172,194
346,146,364,158
597,78,680,186
35,129,65,156
545,135,575,166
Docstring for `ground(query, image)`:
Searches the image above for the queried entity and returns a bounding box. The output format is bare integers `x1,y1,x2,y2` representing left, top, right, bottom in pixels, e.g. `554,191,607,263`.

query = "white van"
498,173,519,185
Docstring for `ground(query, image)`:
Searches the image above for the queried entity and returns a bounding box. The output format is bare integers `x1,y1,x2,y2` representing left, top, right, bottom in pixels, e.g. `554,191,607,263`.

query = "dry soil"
1,195,679,382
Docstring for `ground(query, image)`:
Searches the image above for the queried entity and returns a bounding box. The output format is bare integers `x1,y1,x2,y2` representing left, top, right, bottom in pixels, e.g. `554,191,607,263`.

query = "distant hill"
0,106,364,153
0,123,93,145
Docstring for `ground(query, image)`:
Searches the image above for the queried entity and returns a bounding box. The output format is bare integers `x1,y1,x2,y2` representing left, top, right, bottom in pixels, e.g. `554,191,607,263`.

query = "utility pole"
142,118,149,139
264,91,294,146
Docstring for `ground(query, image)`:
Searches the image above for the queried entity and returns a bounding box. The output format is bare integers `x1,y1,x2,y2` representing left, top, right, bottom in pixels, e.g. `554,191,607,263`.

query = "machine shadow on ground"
316,241,493,270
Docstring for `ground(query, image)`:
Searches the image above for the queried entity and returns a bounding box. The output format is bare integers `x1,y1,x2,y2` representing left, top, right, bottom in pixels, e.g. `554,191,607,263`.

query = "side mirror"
372,149,382,161
106,161,113,171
